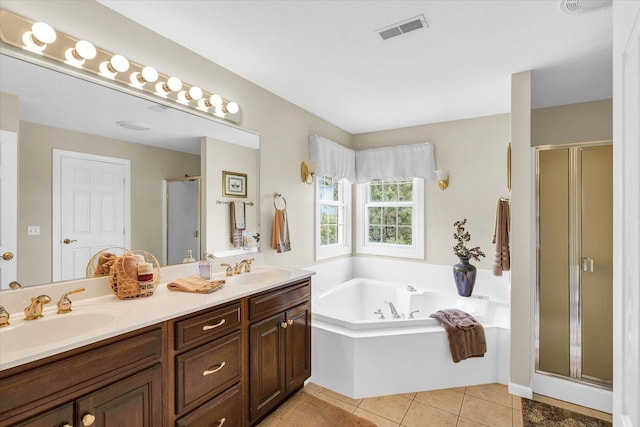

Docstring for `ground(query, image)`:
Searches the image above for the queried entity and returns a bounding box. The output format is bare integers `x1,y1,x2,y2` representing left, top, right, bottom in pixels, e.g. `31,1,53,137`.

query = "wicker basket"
86,247,129,278
108,250,161,300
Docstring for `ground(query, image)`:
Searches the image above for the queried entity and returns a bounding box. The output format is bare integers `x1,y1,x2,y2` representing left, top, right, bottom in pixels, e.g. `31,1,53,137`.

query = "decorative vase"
453,256,477,297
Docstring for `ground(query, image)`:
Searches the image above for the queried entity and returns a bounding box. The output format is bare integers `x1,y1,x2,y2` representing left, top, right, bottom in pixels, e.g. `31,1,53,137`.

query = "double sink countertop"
0,260,314,371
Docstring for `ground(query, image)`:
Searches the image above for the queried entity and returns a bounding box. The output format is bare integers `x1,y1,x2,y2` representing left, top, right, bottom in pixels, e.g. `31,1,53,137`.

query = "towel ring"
273,193,287,210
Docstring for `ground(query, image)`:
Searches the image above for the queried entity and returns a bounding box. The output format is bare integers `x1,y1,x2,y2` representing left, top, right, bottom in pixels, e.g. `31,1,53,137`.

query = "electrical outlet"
27,225,40,236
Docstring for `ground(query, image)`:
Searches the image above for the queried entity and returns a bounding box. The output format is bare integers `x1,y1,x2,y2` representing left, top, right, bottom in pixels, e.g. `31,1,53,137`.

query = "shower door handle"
582,257,594,272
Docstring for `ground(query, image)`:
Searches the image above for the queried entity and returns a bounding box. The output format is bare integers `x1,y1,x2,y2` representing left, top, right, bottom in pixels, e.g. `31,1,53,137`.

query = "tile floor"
263,382,613,426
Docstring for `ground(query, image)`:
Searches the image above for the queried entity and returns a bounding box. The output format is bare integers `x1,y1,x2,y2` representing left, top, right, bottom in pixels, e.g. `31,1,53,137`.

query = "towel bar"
216,200,254,206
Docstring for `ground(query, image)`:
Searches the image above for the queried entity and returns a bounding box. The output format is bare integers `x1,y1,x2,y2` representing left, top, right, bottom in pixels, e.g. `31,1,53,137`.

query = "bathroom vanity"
0,266,312,427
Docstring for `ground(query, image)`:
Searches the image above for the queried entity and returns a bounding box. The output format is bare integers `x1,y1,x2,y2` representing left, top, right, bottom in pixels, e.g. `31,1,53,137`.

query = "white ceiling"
99,0,613,134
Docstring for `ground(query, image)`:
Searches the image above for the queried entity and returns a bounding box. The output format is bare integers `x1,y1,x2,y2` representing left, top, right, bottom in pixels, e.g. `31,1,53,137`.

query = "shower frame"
534,140,613,390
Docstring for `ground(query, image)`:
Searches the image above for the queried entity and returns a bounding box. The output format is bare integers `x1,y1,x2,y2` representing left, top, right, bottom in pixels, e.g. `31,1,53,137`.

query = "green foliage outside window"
367,179,414,245
319,176,342,245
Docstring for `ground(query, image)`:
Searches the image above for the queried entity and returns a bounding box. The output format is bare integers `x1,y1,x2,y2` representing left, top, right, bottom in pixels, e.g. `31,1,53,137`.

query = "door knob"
2,252,13,261
63,238,78,244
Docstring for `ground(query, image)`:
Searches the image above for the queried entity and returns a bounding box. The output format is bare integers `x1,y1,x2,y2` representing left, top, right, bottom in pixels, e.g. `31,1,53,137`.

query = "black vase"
453,256,477,297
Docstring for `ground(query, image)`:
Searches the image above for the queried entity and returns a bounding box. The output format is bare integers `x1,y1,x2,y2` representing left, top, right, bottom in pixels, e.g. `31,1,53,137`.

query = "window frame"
356,178,424,259
315,175,352,260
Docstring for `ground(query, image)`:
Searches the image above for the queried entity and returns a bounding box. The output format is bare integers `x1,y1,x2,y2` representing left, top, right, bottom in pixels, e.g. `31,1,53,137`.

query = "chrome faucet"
373,309,385,320
57,288,85,314
0,305,10,327
384,300,401,319
406,285,417,292
24,295,51,320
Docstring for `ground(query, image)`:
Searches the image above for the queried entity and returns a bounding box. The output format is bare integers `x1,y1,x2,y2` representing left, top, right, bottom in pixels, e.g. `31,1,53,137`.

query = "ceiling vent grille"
376,15,428,41
560,0,612,14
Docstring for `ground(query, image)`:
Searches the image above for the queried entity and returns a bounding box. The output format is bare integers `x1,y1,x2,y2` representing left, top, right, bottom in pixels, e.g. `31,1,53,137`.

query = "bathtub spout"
384,300,402,319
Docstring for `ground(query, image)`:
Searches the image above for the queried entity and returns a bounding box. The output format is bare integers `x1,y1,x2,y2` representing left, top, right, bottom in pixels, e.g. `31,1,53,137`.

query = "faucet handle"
0,305,10,327
220,263,234,277
57,288,85,314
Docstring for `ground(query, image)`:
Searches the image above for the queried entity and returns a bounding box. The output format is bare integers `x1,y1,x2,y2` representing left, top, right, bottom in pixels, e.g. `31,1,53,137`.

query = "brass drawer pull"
203,361,226,376
280,321,288,329
82,413,95,426
214,417,226,427
287,319,294,326
202,318,226,331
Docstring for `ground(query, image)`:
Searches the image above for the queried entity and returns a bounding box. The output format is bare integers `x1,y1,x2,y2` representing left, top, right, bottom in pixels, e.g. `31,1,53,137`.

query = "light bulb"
109,54,129,73
226,101,239,114
31,22,56,45
165,76,182,92
188,86,203,101
209,94,223,107
141,66,158,83
75,40,97,60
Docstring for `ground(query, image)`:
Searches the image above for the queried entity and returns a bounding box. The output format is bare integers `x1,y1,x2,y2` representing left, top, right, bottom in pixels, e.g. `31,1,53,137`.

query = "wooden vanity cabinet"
247,279,311,425
169,301,243,427
0,325,165,427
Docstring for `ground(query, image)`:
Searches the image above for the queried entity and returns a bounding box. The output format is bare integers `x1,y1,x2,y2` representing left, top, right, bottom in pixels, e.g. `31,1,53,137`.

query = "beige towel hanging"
230,202,244,248
272,208,291,253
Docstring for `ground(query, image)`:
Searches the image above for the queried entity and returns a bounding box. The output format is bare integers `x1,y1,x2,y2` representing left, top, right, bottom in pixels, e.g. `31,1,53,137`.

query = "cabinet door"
285,302,311,392
12,403,74,427
76,365,162,427
249,312,285,422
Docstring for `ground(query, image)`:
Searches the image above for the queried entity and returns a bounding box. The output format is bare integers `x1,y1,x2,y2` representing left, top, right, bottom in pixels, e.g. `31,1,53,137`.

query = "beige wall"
202,137,259,254
532,99,613,146
510,71,532,391
0,92,19,132
18,121,200,285
353,114,510,270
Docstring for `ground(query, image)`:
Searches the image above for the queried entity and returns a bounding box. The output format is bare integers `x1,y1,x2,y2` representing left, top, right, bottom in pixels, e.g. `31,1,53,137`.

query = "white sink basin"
0,305,127,354
225,267,291,285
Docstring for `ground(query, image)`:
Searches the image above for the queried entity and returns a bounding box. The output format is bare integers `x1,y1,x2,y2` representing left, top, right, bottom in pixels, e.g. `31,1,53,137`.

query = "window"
356,178,424,259
316,175,351,260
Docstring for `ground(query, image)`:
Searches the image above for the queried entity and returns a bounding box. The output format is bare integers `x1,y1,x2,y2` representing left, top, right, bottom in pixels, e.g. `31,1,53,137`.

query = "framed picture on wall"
222,171,247,198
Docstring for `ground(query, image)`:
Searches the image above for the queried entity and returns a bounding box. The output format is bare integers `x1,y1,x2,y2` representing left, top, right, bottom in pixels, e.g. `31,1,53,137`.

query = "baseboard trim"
509,382,533,399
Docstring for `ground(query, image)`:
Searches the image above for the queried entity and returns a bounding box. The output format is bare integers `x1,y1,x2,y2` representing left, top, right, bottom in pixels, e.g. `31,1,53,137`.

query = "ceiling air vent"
560,0,612,14
376,15,428,41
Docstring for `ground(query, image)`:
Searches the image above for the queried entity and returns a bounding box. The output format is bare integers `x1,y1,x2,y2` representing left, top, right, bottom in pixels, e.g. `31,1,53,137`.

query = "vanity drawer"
249,279,310,321
175,331,241,413
175,302,241,351
175,383,241,427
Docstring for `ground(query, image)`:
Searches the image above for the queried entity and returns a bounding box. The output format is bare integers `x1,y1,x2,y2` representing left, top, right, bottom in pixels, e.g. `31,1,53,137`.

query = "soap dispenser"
182,249,196,263
198,253,212,279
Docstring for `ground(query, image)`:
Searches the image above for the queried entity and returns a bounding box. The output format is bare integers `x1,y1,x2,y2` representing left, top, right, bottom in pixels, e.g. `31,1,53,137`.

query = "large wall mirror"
0,52,260,289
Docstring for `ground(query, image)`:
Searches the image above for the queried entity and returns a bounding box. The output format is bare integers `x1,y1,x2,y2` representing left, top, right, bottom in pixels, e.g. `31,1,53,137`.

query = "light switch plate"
27,225,40,236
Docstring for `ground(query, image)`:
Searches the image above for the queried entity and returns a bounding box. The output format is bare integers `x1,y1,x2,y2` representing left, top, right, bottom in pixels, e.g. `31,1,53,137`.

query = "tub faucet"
24,295,51,320
373,309,385,320
384,300,401,319
409,310,420,319
406,285,417,292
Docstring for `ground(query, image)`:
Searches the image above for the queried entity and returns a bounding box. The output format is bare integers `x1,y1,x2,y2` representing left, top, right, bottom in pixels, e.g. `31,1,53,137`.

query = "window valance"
355,142,436,183
309,135,436,184
309,134,356,183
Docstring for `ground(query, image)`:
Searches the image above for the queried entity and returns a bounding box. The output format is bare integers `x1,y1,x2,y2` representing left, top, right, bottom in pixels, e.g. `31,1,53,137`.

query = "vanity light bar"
0,10,242,124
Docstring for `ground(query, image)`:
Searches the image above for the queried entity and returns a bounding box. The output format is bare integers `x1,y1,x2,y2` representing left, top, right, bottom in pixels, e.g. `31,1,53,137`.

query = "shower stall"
535,142,613,388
